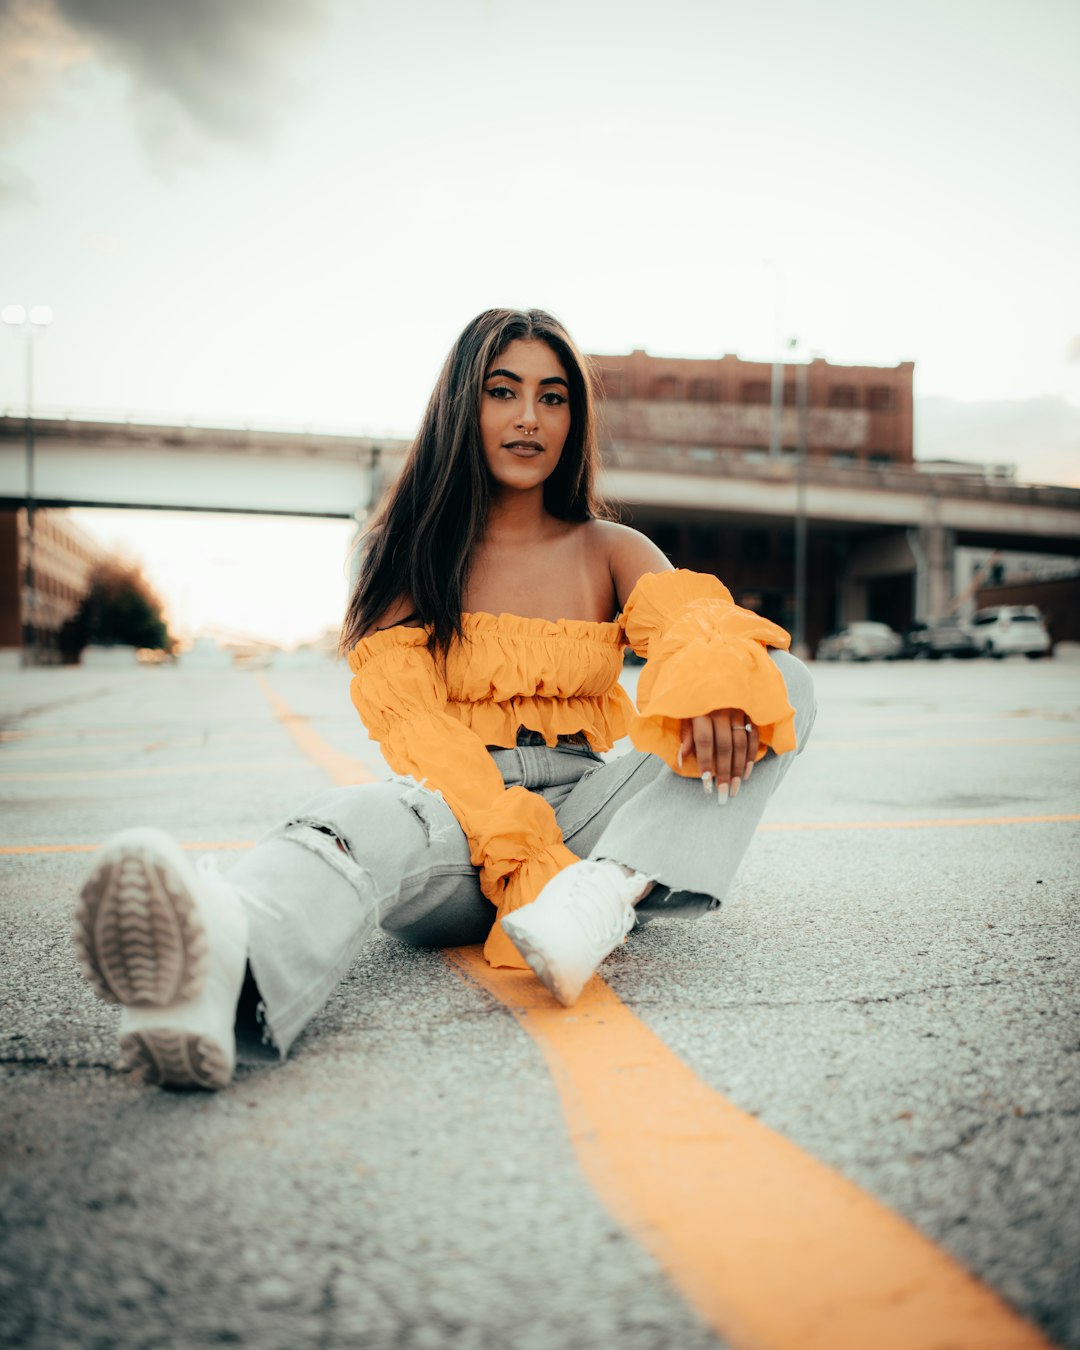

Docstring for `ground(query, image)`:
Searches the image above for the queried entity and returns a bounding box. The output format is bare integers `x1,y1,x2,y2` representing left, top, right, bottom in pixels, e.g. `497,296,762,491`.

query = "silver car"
816,621,903,662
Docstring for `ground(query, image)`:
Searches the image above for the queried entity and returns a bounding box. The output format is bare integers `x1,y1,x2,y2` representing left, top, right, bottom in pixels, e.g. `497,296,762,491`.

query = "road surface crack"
911,1105,1080,1161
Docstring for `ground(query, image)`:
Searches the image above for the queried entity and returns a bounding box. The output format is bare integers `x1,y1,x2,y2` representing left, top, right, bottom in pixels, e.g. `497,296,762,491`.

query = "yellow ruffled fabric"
623,569,795,774
347,621,618,967
437,612,633,751
347,573,795,967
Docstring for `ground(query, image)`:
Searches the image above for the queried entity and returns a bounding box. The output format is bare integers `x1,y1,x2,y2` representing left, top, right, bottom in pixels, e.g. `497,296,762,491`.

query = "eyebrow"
485,368,569,388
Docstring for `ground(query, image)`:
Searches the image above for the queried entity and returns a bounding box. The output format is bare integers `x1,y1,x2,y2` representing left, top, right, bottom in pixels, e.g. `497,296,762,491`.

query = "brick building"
0,509,104,663
590,349,913,467
586,348,915,644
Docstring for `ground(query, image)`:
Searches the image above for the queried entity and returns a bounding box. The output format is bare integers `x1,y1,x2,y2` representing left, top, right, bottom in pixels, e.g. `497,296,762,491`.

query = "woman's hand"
678,711,760,799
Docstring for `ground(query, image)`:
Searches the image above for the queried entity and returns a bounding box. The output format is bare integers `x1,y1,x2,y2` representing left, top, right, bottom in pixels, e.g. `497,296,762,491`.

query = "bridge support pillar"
908,525,956,620
840,532,917,626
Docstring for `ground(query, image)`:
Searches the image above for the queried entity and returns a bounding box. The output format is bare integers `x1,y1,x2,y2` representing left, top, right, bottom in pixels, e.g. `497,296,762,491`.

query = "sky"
2,0,1079,645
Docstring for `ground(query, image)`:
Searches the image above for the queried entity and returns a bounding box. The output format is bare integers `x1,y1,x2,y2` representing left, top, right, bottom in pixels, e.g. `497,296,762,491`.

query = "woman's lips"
503,440,543,456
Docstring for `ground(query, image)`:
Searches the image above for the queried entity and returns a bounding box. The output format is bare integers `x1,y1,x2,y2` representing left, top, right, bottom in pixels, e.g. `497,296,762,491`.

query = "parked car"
816,621,903,661
901,618,979,660
966,606,1052,659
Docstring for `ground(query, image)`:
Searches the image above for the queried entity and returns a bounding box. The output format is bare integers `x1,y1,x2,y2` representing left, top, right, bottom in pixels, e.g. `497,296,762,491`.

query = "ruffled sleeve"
622,569,797,774
347,627,578,968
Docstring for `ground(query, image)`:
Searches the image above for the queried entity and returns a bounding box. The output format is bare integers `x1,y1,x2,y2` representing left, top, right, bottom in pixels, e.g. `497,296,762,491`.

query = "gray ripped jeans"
226,650,816,1057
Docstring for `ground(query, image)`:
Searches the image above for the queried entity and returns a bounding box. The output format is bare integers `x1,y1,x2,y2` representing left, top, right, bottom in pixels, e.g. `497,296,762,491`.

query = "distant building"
589,348,914,468
0,508,105,663
915,458,1016,481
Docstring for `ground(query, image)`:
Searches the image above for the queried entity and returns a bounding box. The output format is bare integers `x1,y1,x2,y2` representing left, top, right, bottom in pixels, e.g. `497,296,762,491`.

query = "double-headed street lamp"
2,303,54,665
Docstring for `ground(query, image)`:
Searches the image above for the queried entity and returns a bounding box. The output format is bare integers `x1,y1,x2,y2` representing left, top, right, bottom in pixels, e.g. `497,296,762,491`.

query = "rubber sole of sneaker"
73,833,209,1008
120,1029,232,1091
500,921,576,1006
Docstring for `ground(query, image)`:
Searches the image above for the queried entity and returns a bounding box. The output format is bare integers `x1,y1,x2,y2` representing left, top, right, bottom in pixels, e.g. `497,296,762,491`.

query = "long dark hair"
340,307,610,657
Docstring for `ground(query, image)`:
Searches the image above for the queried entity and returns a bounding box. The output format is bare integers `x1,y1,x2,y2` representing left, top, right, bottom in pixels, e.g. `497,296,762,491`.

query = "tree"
61,559,172,657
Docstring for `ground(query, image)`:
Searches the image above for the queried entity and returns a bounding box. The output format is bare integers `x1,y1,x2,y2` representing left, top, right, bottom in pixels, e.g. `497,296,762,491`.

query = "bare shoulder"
585,519,673,610
359,596,423,640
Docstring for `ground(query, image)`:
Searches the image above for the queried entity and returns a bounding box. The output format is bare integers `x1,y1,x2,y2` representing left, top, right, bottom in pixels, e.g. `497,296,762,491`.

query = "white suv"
967,606,1051,659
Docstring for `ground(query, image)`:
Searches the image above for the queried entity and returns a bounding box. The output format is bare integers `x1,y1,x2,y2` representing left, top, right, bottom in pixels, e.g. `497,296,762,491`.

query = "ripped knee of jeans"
390,774,458,845
280,816,365,886
308,823,352,856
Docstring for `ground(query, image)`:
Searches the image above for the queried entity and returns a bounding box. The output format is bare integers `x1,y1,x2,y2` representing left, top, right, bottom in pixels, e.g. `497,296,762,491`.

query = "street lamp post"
794,357,809,660
764,262,785,459
789,344,825,660
2,303,54,666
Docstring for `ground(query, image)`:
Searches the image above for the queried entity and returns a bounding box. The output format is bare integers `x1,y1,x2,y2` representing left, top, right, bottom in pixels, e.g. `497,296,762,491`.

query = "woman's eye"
486,385,514,399
540,392,567,406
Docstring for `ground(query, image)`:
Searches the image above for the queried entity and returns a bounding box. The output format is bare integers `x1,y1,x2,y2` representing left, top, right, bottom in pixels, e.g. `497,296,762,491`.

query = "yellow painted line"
0,759,309,782
0,841,255,856
0,732,285,761
761,813,1080,832
0,726,184,740
5,682,1058,1344
814,735,1080,748
255,674,376,787
6,813,1078,857
820,739,1080,750
447,948,1052,1350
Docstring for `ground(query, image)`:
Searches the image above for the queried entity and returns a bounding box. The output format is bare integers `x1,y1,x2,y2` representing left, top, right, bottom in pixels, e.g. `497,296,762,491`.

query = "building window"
741,381,771,405
868,452,892,468
828,386,858,408
688,378,720,402
830,450,857,466
650,375,681,400
868,386,895,412
782,383,797,407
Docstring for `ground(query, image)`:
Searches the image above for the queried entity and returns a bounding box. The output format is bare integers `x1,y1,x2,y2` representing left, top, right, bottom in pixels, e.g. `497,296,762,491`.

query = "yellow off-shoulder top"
346,569,795,967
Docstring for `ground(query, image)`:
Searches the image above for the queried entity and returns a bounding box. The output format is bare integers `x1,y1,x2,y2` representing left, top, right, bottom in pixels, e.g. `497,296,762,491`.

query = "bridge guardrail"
3,415,1077,511
604,443,1080,508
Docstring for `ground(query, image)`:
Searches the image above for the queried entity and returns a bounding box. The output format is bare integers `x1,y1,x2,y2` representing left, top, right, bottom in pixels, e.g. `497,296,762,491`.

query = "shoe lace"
559,867,635,950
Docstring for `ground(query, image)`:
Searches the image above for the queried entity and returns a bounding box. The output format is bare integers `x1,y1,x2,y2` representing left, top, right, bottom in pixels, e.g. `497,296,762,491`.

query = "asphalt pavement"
1,651,1078,1350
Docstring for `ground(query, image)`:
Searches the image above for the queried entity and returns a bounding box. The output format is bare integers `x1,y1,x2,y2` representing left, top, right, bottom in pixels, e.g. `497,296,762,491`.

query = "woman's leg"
222,777,485,1058
564,650,818,914
499,651,817,1002
74,777,487,1088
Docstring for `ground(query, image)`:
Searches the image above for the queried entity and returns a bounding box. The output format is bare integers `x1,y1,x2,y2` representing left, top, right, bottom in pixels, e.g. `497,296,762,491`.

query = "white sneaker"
73,828,248,1090
500,860,650,1007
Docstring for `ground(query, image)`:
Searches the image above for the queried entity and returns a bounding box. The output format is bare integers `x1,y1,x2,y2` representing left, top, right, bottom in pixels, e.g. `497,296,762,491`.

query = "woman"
73,307,816,1091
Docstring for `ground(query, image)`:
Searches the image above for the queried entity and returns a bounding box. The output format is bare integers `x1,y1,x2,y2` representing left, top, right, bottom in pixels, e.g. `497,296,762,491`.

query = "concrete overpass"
2,416,1078,637
0,416,395,520
603,444,1080,627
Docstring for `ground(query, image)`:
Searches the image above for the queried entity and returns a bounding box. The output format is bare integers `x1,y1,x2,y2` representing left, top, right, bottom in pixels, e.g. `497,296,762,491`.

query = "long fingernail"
716,781,729,805
730,776,741,798
677,747,683,769
701,771,713,794
744,760,754,782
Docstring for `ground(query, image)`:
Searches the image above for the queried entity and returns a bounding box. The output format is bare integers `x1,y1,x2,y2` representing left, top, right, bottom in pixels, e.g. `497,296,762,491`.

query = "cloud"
55,0,326,145
0,0,325,191
0,0,90,199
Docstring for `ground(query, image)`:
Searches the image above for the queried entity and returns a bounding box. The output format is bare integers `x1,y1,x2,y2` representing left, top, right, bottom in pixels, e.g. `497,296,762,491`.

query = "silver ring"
743,722,753,731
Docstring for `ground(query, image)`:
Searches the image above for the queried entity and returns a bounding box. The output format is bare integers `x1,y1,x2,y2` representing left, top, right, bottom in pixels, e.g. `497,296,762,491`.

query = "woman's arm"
347,629,579,967
607,529,791,797
604,521,674,608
